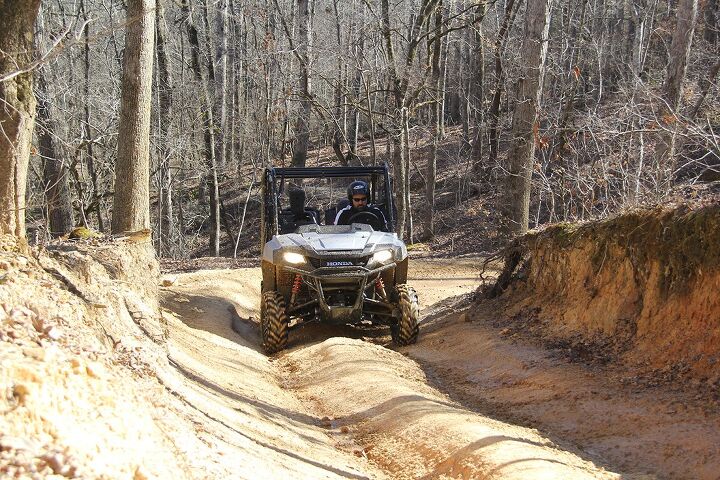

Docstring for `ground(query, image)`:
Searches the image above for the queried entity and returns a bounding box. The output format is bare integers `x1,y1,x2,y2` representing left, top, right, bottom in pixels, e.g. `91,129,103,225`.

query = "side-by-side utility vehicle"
259,165,419,353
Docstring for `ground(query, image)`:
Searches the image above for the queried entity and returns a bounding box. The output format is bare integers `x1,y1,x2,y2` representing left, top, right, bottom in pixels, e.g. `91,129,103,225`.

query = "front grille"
309,257,368,268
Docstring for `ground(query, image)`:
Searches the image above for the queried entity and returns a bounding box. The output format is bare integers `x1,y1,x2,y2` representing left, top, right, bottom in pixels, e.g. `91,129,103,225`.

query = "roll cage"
260,165,396,248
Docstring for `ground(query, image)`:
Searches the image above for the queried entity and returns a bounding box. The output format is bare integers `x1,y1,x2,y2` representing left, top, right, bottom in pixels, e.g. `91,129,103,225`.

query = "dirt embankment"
0,235,186,478
485,202,720,383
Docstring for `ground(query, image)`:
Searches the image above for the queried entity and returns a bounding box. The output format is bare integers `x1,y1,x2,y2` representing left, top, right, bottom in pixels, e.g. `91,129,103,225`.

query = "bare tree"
181,0,221,255
330,0,348,164
111,0,156,234
380,0,441,238
423,0,444,240
488,0,520,168
662,0,699,112
37,72,74,237
214,0,230,169
81,0,105,232
656,0,699,186
500,0,552,234
0,0,41,238
292,0,313,168
347,0,365,166
155,0,175,255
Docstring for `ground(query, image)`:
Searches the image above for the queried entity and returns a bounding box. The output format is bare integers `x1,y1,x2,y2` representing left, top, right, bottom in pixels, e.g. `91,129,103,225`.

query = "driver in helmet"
334,180,389,231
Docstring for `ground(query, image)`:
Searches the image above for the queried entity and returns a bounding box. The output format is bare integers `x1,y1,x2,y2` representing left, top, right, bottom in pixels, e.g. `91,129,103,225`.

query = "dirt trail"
160,259,615,479
160,270,385,479
282,338,618,479
158,258,719,479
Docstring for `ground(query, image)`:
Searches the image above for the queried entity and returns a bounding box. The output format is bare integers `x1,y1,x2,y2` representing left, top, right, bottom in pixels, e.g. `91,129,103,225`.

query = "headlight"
372,249,393,263
283,252,306,264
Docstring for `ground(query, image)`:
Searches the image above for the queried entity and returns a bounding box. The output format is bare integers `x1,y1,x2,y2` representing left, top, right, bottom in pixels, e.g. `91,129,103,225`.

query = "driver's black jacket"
334,204,389,232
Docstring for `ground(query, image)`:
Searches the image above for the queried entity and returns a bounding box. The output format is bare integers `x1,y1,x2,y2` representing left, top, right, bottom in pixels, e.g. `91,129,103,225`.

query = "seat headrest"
288,189,306,216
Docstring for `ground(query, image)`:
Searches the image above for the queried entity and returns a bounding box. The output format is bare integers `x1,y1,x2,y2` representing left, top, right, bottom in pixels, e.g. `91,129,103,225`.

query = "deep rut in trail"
278,338,620,479
159,259,718,479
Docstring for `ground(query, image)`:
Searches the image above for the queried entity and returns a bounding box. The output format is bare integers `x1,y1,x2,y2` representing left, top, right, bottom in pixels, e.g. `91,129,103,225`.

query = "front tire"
260,291,289,354
392,284,419,346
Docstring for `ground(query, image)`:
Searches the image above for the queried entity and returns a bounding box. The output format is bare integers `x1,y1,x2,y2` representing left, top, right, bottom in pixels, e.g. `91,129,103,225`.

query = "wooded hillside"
0,0,718,255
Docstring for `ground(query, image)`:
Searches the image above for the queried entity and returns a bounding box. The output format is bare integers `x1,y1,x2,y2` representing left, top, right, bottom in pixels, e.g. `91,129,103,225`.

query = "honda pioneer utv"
259,165,419,354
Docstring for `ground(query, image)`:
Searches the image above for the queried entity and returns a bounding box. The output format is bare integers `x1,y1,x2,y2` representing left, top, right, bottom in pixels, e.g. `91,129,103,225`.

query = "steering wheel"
348,211,383,231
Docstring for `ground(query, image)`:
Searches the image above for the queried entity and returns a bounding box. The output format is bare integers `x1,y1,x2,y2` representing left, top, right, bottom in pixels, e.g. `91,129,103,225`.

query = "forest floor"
151,257,718,480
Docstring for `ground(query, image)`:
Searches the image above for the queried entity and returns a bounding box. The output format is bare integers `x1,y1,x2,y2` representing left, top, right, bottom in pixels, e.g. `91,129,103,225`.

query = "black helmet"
347,180,370,201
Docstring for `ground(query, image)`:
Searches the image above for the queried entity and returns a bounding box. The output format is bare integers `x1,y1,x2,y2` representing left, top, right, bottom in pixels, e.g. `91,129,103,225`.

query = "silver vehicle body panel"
262,224,408,264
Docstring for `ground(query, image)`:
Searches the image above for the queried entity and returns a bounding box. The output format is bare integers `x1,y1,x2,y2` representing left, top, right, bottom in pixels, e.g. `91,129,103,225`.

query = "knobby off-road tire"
392,284,419,346
260,291,289,354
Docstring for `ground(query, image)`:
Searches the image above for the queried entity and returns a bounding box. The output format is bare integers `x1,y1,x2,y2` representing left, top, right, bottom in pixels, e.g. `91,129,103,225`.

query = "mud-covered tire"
391,284,419,346
260,291,289,354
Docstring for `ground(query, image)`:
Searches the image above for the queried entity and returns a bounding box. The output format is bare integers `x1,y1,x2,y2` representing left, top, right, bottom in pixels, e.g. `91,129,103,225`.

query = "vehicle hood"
288,230,390,253
262,229,407,262
300,231,376,251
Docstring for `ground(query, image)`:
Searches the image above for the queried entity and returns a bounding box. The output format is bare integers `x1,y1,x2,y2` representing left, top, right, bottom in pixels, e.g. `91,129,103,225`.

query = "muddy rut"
159,259,718,479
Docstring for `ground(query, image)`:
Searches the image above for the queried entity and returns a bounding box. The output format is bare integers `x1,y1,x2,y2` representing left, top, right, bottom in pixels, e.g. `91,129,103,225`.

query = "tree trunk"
215,0,230,170
705,0,718,44
424,0,443,240
689,56,720,117
662,0,699,111
331,0,346,164
0,0,41,238
469,1,486,162
656,0,698,187
81,0,104,233
488,0,519,169
183,0,221,255
500,0,551,235
37,75,74,238
292,0,312,168
439,0,451,139
348,5,364,166
156,0,174,256
363,71,378,164
393,128,408,237
201,0,224,255
112,0,155,234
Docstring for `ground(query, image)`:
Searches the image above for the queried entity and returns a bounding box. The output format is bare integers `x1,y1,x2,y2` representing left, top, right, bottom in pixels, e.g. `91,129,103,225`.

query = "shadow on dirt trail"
407,297,720,480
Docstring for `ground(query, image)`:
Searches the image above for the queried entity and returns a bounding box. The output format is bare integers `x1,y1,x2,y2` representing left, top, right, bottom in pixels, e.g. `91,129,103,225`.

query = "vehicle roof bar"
271,166,388,178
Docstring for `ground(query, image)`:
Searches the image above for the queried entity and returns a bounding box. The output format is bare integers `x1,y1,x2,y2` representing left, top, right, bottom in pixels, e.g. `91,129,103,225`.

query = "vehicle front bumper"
282,262,397,322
